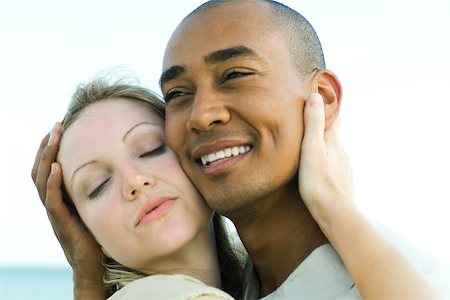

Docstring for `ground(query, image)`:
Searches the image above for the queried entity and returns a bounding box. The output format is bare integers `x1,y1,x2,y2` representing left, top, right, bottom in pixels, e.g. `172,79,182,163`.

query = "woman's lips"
135,196,177,227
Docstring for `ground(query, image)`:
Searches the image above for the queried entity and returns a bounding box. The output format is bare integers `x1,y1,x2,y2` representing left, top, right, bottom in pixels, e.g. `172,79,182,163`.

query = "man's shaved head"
184,0,325,76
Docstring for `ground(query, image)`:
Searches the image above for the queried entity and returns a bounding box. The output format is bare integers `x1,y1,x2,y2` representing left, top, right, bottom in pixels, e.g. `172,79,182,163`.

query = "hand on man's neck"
231,178,328,297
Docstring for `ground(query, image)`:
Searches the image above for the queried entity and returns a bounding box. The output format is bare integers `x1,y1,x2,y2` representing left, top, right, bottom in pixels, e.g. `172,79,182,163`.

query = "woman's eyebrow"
71,160,98,189
122,121,161,142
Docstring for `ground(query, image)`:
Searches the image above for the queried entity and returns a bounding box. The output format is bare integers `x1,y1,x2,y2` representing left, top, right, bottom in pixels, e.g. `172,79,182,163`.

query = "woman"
53,78,243,299
32,78,439,299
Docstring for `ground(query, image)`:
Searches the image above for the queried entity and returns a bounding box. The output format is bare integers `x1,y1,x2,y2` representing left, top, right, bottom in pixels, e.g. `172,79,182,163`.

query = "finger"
47,162,91,266
302,93,326,151
35,123,62,202
31,133,50,182
46,162,73,226
324,115,342,146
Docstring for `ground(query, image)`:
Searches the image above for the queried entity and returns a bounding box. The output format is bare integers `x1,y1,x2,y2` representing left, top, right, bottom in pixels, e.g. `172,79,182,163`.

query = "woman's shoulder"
108,274,234,300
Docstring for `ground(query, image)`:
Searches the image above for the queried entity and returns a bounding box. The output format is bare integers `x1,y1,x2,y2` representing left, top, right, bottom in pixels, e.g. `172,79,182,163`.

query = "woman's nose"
122,168,155,201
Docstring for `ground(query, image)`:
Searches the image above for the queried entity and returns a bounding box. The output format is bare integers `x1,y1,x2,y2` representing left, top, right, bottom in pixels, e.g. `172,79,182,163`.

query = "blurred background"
1,0,449,299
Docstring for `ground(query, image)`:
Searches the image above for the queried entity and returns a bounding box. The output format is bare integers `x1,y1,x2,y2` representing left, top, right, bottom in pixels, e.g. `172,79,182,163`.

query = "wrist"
315,200,363,252
73,269,107,299
307,195,356,239
74,287,107,300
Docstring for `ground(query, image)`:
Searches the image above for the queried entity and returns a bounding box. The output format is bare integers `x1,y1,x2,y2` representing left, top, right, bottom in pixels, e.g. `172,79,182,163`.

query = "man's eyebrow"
159,46,258,89
204,46,258,65
159,65,185,89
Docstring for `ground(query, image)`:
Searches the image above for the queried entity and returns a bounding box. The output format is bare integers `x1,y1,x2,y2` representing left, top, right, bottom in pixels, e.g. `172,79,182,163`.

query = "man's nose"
186,89,231,132
122,166,155,201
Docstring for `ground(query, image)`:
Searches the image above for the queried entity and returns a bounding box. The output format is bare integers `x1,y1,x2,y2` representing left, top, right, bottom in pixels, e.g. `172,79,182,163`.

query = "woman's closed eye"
88,178,110,200
139,144,167,158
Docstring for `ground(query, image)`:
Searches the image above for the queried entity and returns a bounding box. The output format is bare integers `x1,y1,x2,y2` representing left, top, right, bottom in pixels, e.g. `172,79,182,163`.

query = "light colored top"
107,274,234,300
254,244,361,300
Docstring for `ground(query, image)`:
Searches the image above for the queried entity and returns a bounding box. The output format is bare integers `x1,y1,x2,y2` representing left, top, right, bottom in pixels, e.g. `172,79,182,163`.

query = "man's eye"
139,145,166,158
164,91,187,103
88,179,110,200
223,70,253,82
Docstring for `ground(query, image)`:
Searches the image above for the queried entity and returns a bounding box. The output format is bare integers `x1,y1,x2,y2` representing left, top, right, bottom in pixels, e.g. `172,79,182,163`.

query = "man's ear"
309,69,342,129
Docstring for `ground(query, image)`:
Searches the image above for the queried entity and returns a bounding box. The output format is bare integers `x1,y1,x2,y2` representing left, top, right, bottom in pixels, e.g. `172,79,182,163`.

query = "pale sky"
0,0,449,267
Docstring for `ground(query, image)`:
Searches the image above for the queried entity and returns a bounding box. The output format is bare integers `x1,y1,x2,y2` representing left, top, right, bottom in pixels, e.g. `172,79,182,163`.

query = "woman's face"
58,98,213,273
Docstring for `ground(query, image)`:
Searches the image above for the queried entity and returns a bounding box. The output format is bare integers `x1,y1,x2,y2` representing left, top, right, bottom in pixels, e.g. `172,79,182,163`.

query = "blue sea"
0,267,73,300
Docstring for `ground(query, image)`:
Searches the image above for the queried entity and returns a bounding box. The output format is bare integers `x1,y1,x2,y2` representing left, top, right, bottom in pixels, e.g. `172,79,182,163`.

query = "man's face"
161,3,309,216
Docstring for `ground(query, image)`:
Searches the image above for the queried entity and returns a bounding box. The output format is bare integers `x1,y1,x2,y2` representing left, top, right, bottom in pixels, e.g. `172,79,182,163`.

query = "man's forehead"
163,3,274,68
166,3,269,54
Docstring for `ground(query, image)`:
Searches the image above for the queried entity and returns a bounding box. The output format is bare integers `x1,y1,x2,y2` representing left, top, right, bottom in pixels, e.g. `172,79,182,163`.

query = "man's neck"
231,180,328,297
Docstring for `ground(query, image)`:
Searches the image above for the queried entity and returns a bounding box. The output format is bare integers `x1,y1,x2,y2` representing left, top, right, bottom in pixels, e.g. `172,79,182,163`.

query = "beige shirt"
260,244,360,299
242,244,361,299
108,274,234,300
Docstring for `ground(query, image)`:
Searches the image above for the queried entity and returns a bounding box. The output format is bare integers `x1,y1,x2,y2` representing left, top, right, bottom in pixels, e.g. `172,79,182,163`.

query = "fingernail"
47,123,60,146
50,162,56,175
53,122,62,132
48,132,55,146
308,93,322,107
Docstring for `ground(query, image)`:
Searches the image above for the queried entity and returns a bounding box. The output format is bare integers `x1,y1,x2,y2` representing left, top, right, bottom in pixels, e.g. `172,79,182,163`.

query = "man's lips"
200,145,251,165
191,140,252,166
135,196,177,227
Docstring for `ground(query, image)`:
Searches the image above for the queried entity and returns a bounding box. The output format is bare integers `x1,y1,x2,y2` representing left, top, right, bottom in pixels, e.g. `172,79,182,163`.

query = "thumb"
303,93,326,150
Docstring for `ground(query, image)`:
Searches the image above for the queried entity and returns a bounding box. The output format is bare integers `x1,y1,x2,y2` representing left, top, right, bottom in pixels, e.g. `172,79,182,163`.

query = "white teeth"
200,146,251,165
216,150,225,159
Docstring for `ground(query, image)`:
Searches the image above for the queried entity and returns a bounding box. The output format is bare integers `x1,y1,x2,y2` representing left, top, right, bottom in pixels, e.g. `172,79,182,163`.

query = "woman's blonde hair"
60,77,244,298
61,77,165,133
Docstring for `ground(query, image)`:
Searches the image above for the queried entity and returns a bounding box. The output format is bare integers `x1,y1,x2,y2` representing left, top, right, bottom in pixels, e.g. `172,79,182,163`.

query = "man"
160,0,345,297
160,1,442,298
32,0,442,299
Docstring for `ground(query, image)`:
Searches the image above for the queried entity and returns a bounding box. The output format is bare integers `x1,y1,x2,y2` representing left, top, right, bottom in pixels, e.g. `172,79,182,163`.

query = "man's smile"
200,145,251,165
188,139,254,176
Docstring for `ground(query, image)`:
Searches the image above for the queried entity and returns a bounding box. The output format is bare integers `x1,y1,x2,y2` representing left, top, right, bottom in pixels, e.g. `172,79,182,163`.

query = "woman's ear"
309,69,342,129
